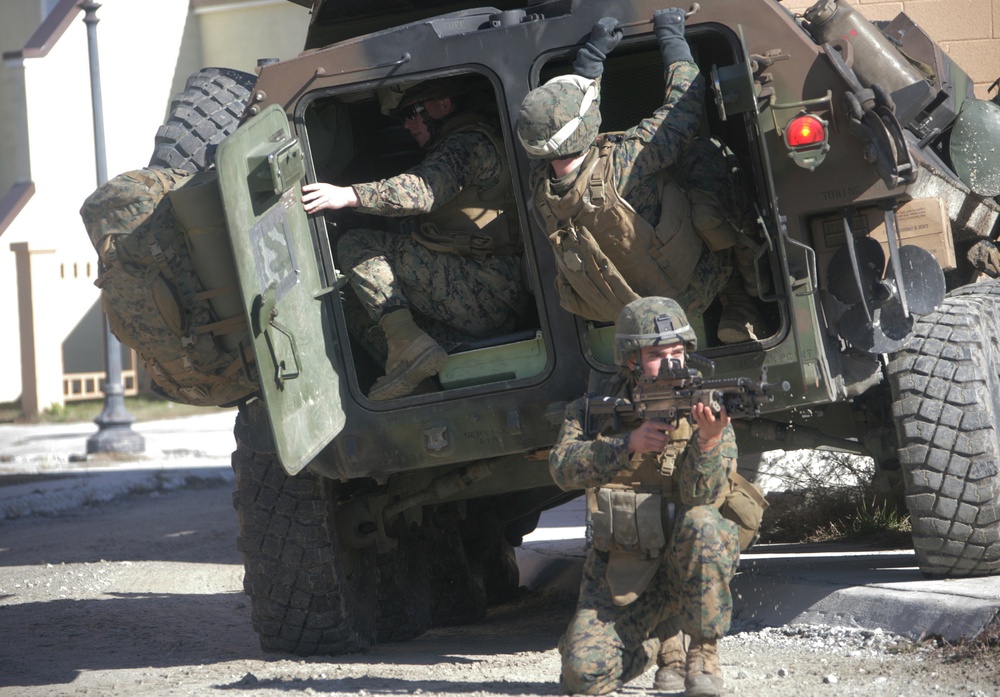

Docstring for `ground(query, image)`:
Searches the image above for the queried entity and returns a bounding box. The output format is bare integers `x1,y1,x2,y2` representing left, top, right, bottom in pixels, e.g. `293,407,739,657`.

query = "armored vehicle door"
216,104,346,475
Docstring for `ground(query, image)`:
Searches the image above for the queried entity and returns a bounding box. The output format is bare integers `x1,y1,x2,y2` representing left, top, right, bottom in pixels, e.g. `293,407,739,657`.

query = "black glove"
572,17,623,79
653,8,693,66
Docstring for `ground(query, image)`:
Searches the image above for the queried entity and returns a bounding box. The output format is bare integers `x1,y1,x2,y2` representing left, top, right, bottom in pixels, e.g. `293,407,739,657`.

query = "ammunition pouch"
549,224,641,321
411,216,519,259
591,486,671,607
718,471,769,551
590,487,669,559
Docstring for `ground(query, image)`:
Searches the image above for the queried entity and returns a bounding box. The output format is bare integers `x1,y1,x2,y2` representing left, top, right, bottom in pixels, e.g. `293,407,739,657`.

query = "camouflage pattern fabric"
337,228,525,337
352,130,502,215
337,123,526,343
549,372,739,695
534,62,733,319
672,137,755,234
79,168,258,407
672,246,733,320
517,75,603,160
539,62,702,221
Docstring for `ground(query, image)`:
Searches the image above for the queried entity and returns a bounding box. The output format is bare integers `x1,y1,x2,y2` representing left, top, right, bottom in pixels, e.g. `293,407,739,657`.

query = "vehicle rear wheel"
427,521,487,627
231,437,377,655
148,67,256,172
887,280,1000,577
478,535,520,605
376,534,432,643
462,510,521,605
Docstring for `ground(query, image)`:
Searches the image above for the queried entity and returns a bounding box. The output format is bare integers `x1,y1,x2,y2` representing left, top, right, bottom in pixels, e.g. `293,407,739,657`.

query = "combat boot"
368,308,448,401
717,293,768,344
717,272,769,344
653,629,687,692
684,639,723,697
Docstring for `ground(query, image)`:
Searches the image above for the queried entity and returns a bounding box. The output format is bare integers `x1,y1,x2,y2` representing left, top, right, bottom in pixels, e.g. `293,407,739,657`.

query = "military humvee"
147,0,1000,656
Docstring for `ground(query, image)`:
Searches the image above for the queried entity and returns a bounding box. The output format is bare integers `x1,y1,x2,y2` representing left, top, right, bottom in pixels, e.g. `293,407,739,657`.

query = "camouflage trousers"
559,506,739,695
674,136,767,297
337,227,527,340
672,246,733,320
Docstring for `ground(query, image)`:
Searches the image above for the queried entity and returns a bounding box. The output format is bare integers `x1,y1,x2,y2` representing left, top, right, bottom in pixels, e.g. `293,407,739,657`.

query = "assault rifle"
584,355,790,435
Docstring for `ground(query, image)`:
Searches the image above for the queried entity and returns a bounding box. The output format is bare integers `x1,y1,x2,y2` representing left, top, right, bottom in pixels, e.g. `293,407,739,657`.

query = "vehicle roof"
296,0,541,49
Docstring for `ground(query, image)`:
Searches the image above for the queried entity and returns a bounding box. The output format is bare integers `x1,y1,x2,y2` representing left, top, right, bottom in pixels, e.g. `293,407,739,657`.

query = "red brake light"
785,114,827,148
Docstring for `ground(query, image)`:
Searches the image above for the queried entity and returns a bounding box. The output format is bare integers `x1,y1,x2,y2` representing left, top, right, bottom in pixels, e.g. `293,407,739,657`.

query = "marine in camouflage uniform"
548,297,741,697
303,78,526,400
517,11,768,343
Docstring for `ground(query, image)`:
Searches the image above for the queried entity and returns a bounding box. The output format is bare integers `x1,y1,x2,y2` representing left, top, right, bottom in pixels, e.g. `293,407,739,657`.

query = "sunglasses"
399,102,427,121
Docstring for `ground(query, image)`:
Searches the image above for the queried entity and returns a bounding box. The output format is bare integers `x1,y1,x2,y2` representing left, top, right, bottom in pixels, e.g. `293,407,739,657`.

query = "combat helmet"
613,297,697,366
378,76,479,118
517,74,601,160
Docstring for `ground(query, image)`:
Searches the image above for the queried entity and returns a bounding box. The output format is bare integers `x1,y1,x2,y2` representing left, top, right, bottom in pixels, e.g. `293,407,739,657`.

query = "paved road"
2,411,999,643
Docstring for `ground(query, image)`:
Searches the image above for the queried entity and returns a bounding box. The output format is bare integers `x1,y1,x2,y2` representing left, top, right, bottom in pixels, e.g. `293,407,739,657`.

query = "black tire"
375,535,433,643
887,280,1000,577
478,535,520,605
231,440,377,655
148,67,256,172
427,522,487,627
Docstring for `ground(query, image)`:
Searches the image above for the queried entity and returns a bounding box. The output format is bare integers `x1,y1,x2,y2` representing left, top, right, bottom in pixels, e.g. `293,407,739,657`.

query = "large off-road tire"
375,535,433,643
463,512,521,605
887,280,1000,577
231,440,377,655
148,67,256,172
479,535,520,604
427,522,487,627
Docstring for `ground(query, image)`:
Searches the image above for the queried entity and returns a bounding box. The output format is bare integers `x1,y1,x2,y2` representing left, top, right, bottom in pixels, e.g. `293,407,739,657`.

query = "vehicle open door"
216,104,346,475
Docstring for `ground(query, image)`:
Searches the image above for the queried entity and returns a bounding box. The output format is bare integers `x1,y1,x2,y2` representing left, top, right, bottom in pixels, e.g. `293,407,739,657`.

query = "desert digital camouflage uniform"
336,118,526,348
548,371,740,695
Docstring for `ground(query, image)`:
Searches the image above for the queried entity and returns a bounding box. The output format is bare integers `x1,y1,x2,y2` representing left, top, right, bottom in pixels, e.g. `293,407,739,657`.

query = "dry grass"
760,484,912,546
757,450,912,546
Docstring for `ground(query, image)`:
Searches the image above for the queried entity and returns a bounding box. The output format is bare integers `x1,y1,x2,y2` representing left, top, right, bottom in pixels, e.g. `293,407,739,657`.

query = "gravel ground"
0,482,997,697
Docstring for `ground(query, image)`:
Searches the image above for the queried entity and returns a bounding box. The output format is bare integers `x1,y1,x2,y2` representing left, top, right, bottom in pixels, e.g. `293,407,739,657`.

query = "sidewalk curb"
0,462,235,520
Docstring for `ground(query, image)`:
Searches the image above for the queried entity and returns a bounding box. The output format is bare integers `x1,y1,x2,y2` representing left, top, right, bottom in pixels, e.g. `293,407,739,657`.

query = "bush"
757,450,911,546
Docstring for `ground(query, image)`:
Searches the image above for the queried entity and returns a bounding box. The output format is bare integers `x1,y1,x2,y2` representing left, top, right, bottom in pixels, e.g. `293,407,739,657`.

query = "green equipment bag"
80,167,258,407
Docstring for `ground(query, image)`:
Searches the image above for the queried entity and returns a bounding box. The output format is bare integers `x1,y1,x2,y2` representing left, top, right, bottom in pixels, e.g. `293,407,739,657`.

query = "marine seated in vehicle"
517,10,771,345
302,77,528,401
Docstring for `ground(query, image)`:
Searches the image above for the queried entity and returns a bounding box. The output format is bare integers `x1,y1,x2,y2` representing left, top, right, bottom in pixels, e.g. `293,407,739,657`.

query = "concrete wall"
0,0,308,410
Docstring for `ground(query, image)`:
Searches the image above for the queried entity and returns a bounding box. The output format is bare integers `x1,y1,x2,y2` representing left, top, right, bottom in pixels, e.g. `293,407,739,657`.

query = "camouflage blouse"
548,371,736,507
352,129,503,216
609,61,705,226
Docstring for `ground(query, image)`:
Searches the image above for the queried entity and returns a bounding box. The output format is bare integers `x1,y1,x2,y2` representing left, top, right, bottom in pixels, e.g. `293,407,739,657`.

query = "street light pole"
82,1,144,454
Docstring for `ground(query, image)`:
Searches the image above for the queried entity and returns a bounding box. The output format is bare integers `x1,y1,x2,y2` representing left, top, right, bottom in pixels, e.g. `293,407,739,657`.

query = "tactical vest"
531,135,705,322
588,421,767,559
410,111,521,259
588,418,698,560
582,371,768,606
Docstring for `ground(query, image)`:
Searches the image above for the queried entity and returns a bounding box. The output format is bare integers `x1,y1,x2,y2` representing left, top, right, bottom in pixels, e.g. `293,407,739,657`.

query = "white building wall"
0,0,309,408
0,0,996,408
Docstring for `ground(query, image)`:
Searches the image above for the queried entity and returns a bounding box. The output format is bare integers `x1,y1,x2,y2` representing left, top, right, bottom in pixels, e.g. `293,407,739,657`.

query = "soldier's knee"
679,506,731,545
335,228,366,260
560,645,622,695
682,504,725,528
560,664,619,696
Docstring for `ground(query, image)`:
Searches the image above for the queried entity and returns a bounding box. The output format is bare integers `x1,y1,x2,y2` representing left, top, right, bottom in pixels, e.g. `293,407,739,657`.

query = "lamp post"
82,1,144,454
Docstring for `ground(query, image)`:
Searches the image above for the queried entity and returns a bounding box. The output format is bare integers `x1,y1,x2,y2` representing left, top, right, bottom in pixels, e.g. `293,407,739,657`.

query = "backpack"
80,167,259,407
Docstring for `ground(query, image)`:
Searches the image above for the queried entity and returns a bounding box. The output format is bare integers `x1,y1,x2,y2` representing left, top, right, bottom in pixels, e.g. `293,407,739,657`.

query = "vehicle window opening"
302,72,545,399
537,30,783,364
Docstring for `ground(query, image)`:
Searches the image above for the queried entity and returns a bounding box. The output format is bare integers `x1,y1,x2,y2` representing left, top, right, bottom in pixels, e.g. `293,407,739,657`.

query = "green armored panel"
216,104,346,475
